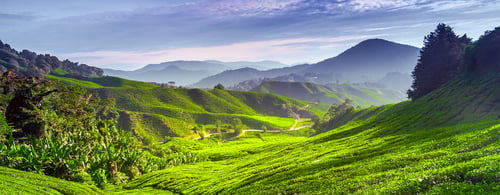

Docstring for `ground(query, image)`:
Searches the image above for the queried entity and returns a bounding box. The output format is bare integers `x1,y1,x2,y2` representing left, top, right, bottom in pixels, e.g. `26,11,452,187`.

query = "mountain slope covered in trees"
0,40,102,77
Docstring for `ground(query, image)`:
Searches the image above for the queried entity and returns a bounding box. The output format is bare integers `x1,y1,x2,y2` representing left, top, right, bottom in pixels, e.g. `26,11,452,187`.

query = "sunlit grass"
241,115,296,129
46,74,104,88
0,166,102,194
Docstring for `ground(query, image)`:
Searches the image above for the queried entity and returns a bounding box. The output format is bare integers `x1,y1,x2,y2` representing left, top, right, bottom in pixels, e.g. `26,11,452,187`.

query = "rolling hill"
47,73,323,141
252,81,406,107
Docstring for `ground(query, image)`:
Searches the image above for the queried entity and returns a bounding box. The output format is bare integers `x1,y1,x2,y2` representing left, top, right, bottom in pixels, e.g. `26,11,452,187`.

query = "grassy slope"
252,81,405,107
46,74,158,89
0,166,177,195
0,166,102,194
47,75,318,139
123,74,500,194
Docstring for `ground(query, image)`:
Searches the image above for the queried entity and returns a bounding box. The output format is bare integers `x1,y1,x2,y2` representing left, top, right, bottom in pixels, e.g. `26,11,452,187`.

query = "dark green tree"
324,99,353,120
4,73,58,137
408,23,471,99
214,83,225,90
232,118,243,136
464,27,500,75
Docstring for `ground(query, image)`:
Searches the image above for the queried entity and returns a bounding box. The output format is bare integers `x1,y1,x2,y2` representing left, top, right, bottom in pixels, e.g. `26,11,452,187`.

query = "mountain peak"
303,38,420,83
346,38,416,52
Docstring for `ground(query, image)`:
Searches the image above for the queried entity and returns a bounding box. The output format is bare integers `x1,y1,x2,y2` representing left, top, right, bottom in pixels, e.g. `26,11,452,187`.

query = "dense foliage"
465,27,500,75
408,23,471,99
312,99,355,134
0,72,200,188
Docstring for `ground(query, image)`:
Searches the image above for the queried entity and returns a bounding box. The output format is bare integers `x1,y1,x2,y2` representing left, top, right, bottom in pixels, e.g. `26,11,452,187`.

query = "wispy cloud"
0,12,36,25
196,0,302,16
348,0,421,11
421,0,484,12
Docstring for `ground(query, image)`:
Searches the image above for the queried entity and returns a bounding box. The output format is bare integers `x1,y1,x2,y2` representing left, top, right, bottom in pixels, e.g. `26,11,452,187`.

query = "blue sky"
1,0,499,70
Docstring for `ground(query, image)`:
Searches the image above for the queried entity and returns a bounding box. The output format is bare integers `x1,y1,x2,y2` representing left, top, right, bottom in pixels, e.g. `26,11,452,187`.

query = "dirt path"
193,118,311,140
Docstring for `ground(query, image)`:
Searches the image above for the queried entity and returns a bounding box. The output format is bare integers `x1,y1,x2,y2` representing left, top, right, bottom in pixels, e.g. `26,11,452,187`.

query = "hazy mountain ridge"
192,64,310,88
104,60,289,86
231,71,411,93
192,39,419,90
305,39,419,82
204,60,289,70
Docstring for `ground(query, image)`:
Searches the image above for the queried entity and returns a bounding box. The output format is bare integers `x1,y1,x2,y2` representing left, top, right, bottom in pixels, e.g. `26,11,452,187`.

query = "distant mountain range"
229,71,412,93
104,60,289,86
251,81,405,107
192,39,419,90
191,64,310,88
104,39,419,90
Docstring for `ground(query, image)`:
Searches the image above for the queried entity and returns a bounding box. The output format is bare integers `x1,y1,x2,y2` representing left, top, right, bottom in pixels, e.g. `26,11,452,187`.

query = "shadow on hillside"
312,102,410,144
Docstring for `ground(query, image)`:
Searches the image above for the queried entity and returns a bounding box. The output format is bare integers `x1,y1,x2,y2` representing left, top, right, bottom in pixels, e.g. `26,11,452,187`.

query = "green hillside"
0,166,103,194
252,81,405,108
46,74,322,141
46,71,158,89
123,73,500,194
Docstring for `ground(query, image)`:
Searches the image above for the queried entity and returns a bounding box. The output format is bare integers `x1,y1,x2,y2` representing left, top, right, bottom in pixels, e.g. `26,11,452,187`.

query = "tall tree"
408,23,471,99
